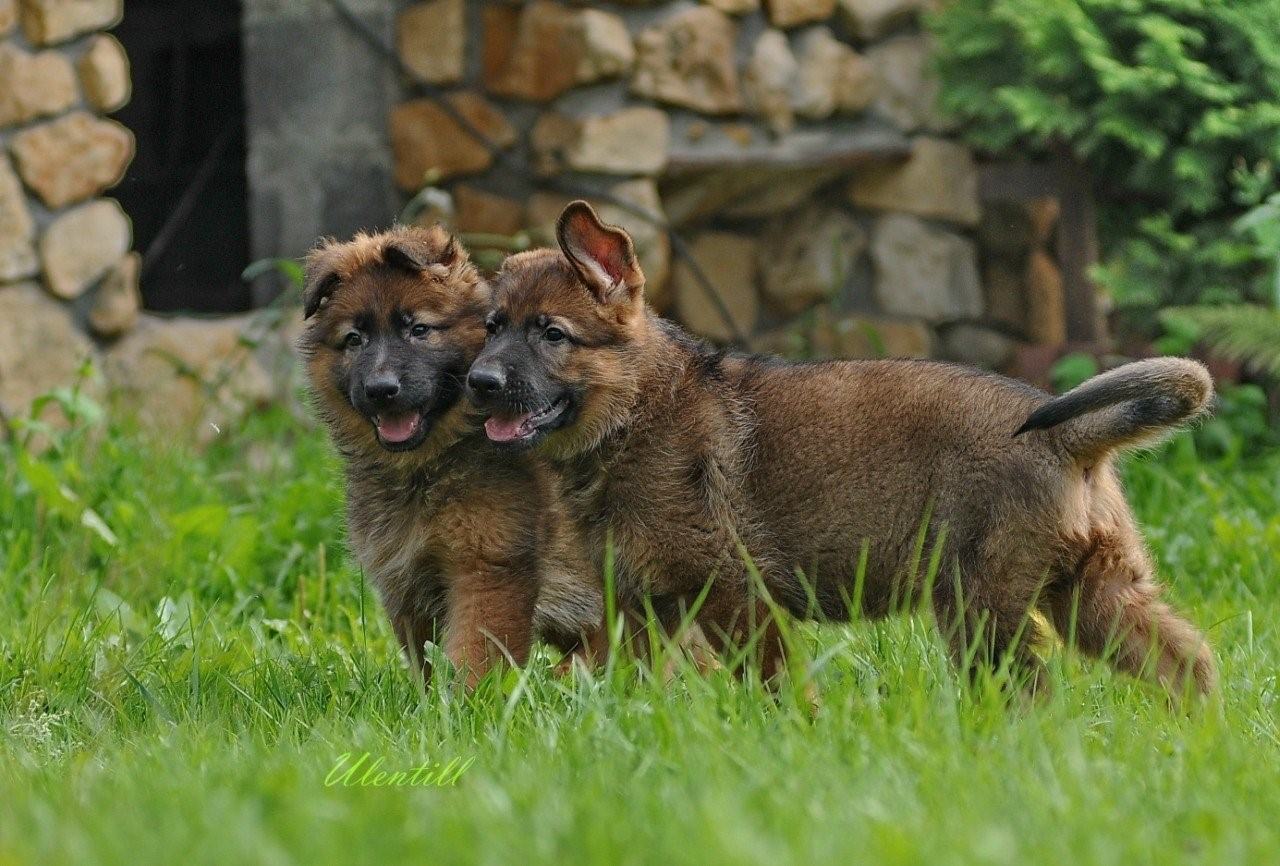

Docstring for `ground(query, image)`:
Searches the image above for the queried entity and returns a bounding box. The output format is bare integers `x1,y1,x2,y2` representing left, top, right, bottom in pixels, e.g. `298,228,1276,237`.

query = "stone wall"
1,0,133,414
0,0,278,435
388,0,1069,368
1,0,1073,438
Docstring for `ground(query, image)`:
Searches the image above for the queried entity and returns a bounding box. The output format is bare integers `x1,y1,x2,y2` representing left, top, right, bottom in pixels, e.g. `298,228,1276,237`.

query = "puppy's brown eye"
410,323,430,338
485,319,500,336
543,326,566,343
344,331,363,349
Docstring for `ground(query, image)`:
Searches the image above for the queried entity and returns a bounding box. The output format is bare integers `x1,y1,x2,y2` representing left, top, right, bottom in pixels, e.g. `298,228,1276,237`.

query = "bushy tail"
1014,358,1213,462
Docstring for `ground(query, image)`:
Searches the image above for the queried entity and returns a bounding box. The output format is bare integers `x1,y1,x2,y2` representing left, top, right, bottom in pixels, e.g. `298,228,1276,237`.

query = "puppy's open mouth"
373,411,427,450
483,396,570,445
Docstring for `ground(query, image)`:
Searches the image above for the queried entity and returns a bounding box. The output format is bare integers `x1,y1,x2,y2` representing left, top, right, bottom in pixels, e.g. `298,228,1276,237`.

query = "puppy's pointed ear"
384,224,468,279
556,201,644,303
303,243,341,319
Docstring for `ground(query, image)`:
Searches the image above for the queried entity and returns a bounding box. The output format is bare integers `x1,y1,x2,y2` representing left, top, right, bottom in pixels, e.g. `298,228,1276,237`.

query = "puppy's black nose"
467,366,505,396
364,374,400,402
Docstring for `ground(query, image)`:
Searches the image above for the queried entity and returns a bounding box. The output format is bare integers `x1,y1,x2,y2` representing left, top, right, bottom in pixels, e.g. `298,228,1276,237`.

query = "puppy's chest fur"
554,369,763,598
344,462,458,611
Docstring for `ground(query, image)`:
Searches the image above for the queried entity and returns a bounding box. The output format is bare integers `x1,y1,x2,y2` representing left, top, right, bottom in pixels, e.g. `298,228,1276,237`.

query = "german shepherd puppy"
466,200,1217,697
299,226,601,686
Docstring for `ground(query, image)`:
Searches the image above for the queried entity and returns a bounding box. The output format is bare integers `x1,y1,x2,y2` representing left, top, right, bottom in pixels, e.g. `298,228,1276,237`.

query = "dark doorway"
112,0,252,313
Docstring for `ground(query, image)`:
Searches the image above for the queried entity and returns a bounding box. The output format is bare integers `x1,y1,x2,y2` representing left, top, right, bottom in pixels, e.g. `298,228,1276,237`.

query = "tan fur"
299,227,601,686
481,202,1217,697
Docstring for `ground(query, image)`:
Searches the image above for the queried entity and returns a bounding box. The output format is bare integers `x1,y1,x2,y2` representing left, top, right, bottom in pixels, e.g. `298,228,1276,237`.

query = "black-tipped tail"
1014,358,1213,461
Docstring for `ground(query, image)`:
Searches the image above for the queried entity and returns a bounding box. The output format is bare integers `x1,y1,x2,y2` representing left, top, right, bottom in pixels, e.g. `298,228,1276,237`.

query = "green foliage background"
930,0,1280,332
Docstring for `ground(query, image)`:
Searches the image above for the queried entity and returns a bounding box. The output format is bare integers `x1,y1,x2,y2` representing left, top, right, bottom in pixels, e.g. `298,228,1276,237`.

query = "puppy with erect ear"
468,197,1218,700
470,202,786,676
466,201,668,460
556,201,645,304
299,224,604,689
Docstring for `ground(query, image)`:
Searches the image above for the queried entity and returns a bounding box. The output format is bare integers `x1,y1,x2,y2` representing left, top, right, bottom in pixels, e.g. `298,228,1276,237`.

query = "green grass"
2,402,1278,866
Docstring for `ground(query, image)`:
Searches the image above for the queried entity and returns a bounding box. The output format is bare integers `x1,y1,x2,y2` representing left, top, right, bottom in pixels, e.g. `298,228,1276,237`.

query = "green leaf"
81,508,119,548
170,504,231,539
95,588,147,635
242,258,305,290
1050,352,1099,393
16,452,80,519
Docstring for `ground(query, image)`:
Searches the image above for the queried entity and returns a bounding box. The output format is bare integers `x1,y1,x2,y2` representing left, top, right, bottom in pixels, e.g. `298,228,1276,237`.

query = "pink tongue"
377,414,419,443
485,413,533,443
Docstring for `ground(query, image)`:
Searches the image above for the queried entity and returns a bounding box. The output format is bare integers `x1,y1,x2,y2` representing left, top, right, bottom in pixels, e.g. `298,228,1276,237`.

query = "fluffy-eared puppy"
299,225,600,686
466,201,1217,697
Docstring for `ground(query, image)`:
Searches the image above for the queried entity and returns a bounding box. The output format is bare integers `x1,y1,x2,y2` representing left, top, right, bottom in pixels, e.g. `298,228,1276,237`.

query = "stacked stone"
388,0,1060,368
1,0,136,413
971,197,1067,366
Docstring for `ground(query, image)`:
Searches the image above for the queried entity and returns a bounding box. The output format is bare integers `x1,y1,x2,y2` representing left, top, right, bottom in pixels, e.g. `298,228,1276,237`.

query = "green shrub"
930,0,1280,332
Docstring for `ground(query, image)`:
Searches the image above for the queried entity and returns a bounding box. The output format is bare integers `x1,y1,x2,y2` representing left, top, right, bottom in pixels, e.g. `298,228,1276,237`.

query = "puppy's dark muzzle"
353,372,414,418
362,372,401,403
466,364,506,400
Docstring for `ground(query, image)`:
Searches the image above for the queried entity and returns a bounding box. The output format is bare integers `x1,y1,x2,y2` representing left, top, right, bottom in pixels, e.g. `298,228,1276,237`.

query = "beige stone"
743,29,797,136
453,185,525,238
704,0,759,12
1025,249,1067,346
833,53,879,116
397,0,464,85
631,6,741,115
483,1,633,102
749,322,808,358
663,164,844,225
77,33,130,112
0,42,78,128
723,123,754,148
527,179,672,310
480,5,523,94
531,107,669,176
0,0,17,34
871,213,981,321
528,112,577,175
849,137,980,227
102,313,276,441
765,0,836,28
20,0,121,45
673,232,759,343
0,154,37,282
790,27,876,120
938,323,1018,369
573,8,635,81
759,205,865,315
722,168,849,221
982,260,1027,332
388,93,515,189
813,310,932,359
9,112,134,208
0,282,97,420
865,35,952,133
39,198,130,300
88,251,140,338
837,0,923,40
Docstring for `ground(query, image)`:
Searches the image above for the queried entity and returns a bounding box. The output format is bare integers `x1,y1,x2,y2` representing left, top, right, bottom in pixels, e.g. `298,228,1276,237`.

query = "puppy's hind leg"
1044,531,1216,699
931,568,1052,697
695,584,789,683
